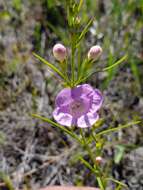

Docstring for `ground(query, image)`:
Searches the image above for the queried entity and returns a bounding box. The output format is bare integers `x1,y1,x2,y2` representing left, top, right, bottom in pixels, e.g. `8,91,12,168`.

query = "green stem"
71,44,75,86
97,176,105,190
77,44,81,80
80,129,105,190
61,60,69,84
80,129,94,163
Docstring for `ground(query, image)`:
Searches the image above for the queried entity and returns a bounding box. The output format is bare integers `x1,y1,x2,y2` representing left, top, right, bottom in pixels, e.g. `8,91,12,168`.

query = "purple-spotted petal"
55,88,72,107
77,112,99,128
53,108,73,127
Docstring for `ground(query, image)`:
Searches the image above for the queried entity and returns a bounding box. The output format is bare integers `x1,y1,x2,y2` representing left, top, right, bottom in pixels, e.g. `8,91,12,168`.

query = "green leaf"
33,52,70,85
76,18,94,46
75,54,128,84
0,131,6,145
102,52,117,89
130,60,141,91
93,118,105,129
0,172,15,190
114,145,125,164
78,0,84,12
106,177,127,188
46,22,68,44
31,114,81,143
12,0,22,11
77,58,89,80
0,11,10,20
97,176,105,190
46,0,55,8
78,156,97,174
96,120,141,137
79,156,105,190
103,54,128,71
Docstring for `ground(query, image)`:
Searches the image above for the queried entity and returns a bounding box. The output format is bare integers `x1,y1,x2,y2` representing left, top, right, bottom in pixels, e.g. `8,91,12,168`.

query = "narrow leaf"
97,176,105,190
46,21,68,44
103,54,127,71
31,114,81,143
114,145,125,164
79,155,105,190
33,52,70,84
130,60,141,91
78,0,83,12
76,18,94,46
78,156,97,174
96,121,140,137
75,55,127,84
106,177,128,188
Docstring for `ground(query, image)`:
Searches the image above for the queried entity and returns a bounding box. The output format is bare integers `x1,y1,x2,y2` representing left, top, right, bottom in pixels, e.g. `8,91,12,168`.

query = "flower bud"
95,156,103,164
53,43,67,62
88,45,102,60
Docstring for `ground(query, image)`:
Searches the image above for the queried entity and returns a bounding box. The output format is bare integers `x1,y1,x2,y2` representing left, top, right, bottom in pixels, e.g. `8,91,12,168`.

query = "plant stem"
77,43,81,79
97,176,105,190
80,129,95,163
80,129,105,190
71,43,75,86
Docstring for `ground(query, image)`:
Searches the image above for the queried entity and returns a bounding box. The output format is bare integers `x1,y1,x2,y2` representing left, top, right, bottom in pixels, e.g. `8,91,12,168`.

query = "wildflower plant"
32,1,140,189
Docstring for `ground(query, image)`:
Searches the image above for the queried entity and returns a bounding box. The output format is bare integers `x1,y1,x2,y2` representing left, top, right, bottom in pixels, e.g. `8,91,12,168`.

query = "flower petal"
72,84,94,99
81,84,94,95
54,84,103,128
77,112,99,128
55,88,72,107
71,85,83,99
53,108,73,127
90,89,103,112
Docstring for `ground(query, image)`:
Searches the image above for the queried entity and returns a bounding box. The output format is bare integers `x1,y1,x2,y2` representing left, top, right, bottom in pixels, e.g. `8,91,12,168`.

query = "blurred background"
0,0,143,189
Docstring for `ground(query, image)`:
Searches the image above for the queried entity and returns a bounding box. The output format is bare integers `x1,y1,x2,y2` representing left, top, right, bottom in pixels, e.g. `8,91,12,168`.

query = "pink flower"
88,45,102,60
53,84,103,128
53,43,67,62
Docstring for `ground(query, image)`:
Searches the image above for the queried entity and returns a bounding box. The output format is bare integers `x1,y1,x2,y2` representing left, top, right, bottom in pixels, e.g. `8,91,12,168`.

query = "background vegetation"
0,0,143,189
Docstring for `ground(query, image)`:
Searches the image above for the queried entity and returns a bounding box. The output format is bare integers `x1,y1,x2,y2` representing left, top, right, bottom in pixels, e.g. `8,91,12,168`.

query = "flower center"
69,98,90,118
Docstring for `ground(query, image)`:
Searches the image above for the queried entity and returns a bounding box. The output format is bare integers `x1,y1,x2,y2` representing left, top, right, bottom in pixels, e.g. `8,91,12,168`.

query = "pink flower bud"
88,45,102,60
53,43,67,62
95,156,103,164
